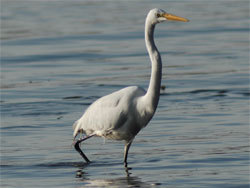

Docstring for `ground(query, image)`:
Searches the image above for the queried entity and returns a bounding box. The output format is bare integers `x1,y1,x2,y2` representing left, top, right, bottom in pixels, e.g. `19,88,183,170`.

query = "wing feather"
73,86,145,138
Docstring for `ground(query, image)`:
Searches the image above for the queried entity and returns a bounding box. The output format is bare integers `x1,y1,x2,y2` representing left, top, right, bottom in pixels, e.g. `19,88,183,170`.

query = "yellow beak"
163,13,189,22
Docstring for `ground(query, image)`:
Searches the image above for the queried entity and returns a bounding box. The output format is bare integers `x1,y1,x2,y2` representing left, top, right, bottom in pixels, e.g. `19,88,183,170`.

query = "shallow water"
1,0,249,187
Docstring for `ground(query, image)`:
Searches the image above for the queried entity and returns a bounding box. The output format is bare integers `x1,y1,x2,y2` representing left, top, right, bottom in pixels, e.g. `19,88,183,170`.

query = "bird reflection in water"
75,167,160,188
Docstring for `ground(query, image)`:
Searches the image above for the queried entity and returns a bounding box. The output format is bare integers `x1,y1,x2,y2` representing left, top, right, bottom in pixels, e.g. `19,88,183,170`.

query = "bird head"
147,8,189,25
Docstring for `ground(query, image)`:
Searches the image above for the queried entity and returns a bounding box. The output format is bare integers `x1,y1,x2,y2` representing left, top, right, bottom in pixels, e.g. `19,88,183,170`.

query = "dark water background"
1,0,249,187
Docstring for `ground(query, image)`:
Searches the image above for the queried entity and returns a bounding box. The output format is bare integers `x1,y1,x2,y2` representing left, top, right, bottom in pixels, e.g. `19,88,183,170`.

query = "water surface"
1,0,249,187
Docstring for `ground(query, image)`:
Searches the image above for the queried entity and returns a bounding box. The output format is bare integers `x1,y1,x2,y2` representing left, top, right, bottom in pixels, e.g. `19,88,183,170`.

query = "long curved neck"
144,20,162,113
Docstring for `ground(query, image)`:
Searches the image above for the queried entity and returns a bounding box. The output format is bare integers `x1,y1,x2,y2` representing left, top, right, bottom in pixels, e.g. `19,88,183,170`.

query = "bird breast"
73,86,149,141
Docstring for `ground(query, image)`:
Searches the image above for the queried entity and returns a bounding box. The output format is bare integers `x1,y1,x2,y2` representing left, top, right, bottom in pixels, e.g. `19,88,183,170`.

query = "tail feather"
73,120,80,138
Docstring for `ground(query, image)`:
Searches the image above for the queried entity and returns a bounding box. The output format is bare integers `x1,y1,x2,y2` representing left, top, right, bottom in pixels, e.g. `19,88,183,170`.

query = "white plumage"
72,8,188,167
73,86,148,141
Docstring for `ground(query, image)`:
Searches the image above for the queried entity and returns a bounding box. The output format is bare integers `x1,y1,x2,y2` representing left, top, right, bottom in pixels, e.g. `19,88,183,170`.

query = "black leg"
73,135,94,163
123,141,132,167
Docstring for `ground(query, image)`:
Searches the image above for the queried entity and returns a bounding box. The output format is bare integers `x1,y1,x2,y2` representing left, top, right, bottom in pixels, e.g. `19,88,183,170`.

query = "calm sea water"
1,0,249,187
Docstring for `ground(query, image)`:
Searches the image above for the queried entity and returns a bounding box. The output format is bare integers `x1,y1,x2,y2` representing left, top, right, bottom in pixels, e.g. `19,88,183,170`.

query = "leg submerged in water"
123,140,133,167
73,134,94,163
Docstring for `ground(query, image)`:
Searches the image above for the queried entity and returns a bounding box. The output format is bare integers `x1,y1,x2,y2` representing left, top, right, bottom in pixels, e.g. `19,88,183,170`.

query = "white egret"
73,8,189,167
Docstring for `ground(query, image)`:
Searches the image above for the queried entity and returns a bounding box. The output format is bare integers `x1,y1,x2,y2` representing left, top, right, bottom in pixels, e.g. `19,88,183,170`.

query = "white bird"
73,8,189,167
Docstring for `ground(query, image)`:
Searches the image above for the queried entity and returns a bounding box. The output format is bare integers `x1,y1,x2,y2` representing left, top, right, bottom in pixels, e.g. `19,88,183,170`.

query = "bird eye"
156,13,161,18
